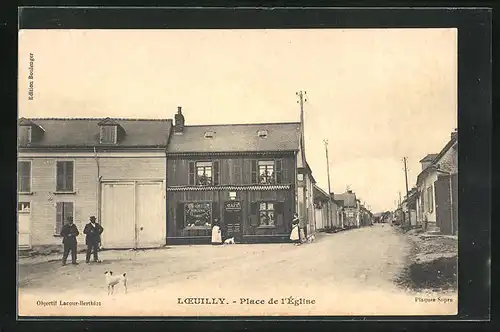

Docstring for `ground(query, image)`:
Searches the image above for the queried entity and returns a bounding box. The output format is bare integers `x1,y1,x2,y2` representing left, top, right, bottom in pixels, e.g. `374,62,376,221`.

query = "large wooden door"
136,182,165,248
18,202,31,249
101,182,136,248
224,201,243,242
434,176,452,235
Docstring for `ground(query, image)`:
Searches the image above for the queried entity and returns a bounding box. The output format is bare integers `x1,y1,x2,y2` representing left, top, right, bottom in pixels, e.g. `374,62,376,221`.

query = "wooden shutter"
275,202,284,227
250,202,259,226
251,160,258,184
66,162,74,191
275,159,282,184
177,203,185,229
188,161,195,185
56,202,64,234
212,201,219,223
213,161,220,185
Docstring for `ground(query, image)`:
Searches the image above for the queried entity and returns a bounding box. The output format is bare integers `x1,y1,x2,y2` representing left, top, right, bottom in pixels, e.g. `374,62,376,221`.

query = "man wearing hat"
83,216,104,263
60,216,79,265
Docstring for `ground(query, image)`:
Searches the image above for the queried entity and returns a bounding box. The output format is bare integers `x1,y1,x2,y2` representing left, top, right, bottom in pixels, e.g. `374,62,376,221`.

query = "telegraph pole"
403,157,411,226
296,90,308,239
324,139,333,227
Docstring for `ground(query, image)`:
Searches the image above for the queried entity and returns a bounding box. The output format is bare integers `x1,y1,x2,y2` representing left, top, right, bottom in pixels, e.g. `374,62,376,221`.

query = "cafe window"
251,159,283,184
188,161,220,186
259,202,275,227
184,202,212,228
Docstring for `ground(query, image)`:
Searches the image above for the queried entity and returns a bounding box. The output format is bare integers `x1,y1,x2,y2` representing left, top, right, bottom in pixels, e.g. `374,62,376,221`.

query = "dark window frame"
56,160,75,192
251,159,283,185
18,161,32,193
188,160,220,186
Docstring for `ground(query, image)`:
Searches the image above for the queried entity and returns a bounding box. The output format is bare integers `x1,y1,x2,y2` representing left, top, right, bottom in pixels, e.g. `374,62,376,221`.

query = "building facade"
165,107,310,244
17,118,171,252
415,129,458,235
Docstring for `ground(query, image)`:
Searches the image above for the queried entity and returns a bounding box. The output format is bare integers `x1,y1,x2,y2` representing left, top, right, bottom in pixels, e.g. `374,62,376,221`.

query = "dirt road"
18,224,458,316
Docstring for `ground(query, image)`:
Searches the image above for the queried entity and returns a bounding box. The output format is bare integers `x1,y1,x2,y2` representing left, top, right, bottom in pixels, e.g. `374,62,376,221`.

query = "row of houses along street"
17,105,374,254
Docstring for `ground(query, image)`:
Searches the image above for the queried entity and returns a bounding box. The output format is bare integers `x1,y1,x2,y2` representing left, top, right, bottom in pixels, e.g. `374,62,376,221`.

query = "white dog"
224,237,235,244
307,235,316,243
104,270,128,295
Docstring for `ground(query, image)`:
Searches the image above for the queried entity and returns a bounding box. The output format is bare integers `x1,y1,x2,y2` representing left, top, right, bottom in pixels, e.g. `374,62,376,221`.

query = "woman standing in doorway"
290,213,301,245
211,218,222,245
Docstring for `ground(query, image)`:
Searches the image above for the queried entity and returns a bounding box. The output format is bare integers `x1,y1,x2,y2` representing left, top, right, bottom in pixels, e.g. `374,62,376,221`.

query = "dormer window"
204,131,215,139
257,130,268,138
98,118,123,144
100,125,117,144
19,126,32,145
18,118,44,145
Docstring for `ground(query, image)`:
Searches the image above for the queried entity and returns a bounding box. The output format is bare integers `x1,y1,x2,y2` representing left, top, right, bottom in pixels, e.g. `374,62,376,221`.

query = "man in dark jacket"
60,216,79,265
83,216,104,263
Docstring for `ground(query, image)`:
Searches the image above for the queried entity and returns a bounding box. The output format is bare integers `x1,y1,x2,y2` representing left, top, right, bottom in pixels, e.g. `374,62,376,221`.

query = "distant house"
313,185,340,231
402,187,418,228
17,117,172,252
415,129,458,235
334,190,359,228
164,107,315,244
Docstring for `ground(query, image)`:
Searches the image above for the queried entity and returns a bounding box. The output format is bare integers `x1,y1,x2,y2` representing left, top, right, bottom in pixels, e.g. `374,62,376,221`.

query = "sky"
18,28,457,213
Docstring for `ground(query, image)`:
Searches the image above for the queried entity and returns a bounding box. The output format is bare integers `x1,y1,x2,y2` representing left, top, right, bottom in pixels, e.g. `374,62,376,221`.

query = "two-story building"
415,129,458,235
17,117,171,252
164,107,312,244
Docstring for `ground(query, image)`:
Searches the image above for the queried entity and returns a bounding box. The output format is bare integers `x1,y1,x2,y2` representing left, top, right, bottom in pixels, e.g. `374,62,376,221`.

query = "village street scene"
17,29,458,316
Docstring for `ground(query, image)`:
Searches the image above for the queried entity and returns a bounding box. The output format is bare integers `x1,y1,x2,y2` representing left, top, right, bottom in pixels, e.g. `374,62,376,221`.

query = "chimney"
174,106,185,134
451,128,457,140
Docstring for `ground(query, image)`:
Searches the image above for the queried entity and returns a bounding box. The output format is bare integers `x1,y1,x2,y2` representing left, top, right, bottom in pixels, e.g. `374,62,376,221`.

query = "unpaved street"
19,224,458,316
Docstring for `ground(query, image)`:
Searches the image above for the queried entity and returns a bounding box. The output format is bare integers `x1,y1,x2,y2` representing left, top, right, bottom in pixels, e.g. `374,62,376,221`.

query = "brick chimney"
174,106,185,134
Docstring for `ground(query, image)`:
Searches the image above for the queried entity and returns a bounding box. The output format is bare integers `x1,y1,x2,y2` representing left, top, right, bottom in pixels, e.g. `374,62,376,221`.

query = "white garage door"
101,182,136,249
101,181,165,249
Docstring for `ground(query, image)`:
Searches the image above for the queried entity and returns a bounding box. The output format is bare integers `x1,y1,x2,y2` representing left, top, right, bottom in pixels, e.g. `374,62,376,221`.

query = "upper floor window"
100,125,117,144
251,159,283,185
56,161,74,192
189,161,220,186
18,161,31,193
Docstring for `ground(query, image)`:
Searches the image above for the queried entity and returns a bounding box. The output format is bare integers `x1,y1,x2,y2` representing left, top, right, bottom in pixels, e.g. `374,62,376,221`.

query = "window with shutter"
188,161,195,185
56,202,74,234
17,161,31,193
56,161,74,192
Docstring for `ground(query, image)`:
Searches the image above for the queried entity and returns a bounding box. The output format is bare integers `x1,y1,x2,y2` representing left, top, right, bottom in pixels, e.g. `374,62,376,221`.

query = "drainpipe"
93,146,101,223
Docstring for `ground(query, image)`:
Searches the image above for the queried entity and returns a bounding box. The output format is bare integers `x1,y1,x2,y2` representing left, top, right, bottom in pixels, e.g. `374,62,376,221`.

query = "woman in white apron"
211,218,222,245
290,213,301,245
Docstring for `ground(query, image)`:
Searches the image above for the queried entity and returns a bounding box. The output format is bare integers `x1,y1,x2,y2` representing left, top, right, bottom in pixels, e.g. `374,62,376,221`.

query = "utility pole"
296,90,308,239
403,157,411,226
324,139,332,227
